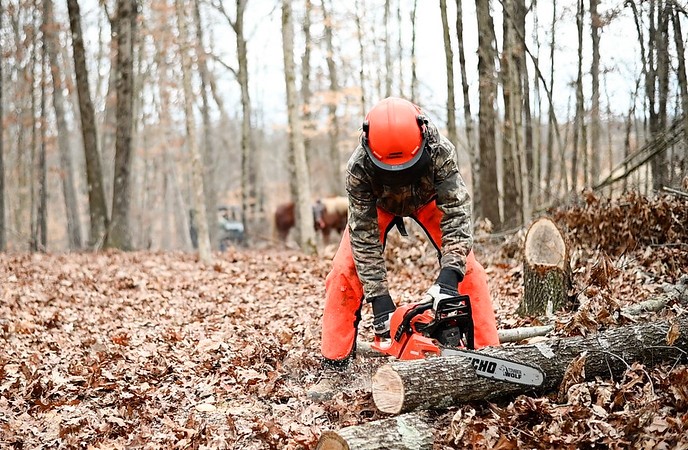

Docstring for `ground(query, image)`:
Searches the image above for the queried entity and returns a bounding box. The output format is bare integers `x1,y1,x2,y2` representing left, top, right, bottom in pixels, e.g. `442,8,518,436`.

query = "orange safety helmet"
362,97,429,172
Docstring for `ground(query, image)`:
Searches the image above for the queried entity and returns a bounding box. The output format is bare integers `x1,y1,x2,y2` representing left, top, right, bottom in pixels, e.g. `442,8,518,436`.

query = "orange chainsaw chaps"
321,203,499,363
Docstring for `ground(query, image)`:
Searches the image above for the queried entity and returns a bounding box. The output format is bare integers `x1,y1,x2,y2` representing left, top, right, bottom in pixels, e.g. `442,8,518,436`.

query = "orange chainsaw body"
371,295,474,360
371,303,441,359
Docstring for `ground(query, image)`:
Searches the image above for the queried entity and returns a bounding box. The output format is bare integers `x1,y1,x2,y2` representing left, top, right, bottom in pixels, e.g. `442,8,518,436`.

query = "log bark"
372,316,688,414
519,217,570,316
316,412,435,450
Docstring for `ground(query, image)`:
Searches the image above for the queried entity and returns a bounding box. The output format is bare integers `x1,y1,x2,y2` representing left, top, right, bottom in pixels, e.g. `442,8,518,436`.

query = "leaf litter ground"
1,192,687,449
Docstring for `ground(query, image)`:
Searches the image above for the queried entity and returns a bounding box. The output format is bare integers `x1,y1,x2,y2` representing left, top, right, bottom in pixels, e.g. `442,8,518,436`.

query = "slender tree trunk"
655,1,670,190
589,0,601,185
301,0,314,177
440,0,458,148
67,0,109,249
545,0,558,200
100,13,118,205
515,0,531,220
175,0,212,264
281,0,316,253
192,0,218,250
384,0,392,97
234,0,256,237
44,0,82,250
355,0,367,114
397,0,404,96
476,0,500,228
321,0,341,195
410,0,418,104
501,0,522,228
38,46,48,251
455,0,478,217
671,8,688,158
572,0,586,191
0,0,4,251
107,0,136,250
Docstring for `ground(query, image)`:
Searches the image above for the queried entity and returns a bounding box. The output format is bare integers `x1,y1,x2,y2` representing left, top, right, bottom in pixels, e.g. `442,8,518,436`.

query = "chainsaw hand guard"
417,294,474,350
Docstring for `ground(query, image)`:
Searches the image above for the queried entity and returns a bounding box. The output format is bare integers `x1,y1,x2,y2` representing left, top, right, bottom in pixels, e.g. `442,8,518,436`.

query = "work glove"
425,268,463,311
369,294,397,339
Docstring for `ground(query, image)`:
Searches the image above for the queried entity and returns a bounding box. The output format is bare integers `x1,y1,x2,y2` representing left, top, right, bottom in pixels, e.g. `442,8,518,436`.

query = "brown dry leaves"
1,193,687,449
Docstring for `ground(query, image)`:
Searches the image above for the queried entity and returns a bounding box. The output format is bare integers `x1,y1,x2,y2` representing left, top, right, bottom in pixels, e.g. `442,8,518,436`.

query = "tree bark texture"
589,0,601,184
372,316,688,414
67,0,110,248
108,0,136,250
192,0,218,250
0,0,4,251
671,8,688,165
439,0,458,149
281,0,316,253
175,0,212,264
44,0,83,250
316,412,435,450
455,0,478,217
475,0,500,227
519,217,570,316
321,0,341,195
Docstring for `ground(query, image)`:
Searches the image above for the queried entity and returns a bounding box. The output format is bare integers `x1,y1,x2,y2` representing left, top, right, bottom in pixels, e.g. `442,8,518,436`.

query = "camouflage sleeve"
346,150,389,299
433,136,473,278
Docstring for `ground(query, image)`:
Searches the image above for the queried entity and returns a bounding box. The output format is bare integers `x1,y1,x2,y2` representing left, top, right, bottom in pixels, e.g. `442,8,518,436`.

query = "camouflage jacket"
346,121,473,299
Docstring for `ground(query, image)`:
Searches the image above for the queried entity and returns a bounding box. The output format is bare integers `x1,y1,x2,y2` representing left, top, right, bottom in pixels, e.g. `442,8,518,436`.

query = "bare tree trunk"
589,0,601,185
281,0,316,253
476,0,500,228
321,0,341,195
175,0,212,264
384,0,392,97
397,0,404,97
107,0,136,250
671,7,688,156
655,1,670,189
545,0,558,201
100,6,117,206
0,0,4,251
301,0,314,177
192,0,218,251
38,47,48,251
43,0,82,250
67,0,109,249
355,0,367,114
409,0,418,104
440,0,458,148
572,0,586,191
456,0,478,217
514,0,531,220
501,0,522,228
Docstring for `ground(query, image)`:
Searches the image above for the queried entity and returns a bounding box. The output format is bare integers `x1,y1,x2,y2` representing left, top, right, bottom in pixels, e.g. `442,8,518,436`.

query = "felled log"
519,217,570,316
315,412,434,450
372,316,688,414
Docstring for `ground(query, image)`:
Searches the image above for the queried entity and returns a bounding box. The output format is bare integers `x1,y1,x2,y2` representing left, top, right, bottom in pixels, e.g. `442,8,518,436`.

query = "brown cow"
274,202,296,243
274,198,348,245
313,196,348,245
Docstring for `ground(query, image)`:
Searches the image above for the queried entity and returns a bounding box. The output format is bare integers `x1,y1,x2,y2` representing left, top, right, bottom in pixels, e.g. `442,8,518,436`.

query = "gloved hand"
425,268,463,311
369,294,396,339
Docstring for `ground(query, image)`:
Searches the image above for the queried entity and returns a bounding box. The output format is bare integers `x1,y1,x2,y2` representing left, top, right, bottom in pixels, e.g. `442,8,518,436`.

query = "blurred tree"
282,0,316,253
175,0,212,264
67,0,110,249
476,0,500,228
44,0,82,250
439,0,458,149
107,0,137,250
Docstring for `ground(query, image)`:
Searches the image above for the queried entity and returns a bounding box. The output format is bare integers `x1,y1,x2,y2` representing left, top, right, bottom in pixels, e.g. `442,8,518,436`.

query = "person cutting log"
319,97,500,372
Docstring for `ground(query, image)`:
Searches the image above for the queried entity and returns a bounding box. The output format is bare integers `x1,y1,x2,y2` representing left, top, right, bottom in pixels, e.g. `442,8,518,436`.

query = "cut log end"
316,431,349,450
372,365,404,415
524,217,566,269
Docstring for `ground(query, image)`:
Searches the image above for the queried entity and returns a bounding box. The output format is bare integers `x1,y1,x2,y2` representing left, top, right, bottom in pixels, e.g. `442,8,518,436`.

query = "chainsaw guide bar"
440,348,545,387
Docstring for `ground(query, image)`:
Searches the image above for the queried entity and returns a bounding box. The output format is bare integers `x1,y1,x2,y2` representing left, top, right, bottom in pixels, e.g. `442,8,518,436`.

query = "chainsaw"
371,294,545,387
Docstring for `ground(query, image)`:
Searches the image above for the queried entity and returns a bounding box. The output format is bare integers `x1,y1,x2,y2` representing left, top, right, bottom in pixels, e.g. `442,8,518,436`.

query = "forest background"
0,0,686,257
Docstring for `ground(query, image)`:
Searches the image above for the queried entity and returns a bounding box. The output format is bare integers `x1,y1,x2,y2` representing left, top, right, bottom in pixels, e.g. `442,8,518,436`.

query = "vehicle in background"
218,205,245,250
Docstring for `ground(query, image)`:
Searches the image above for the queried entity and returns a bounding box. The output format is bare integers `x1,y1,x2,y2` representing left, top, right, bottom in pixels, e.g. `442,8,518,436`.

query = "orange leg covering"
321,203,499,362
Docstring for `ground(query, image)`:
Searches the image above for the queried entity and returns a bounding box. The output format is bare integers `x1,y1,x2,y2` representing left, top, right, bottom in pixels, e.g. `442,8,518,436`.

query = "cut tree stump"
519,217,570,316
315,412,434,450
372,316,688,414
